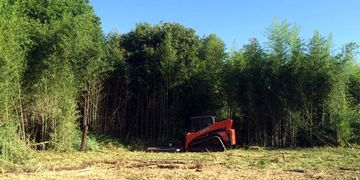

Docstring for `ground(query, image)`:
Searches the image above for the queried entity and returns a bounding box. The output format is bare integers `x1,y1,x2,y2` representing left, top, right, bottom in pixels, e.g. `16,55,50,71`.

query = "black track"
188,135,226,152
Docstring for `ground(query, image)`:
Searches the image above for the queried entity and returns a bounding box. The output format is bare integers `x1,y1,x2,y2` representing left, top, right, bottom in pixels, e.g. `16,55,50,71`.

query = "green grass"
1,139,359,180
1,144,359,173
1,135,359,174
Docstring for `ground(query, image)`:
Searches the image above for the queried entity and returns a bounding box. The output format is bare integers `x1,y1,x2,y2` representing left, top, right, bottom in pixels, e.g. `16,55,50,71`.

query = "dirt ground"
1,159,359,180
1,147,360,180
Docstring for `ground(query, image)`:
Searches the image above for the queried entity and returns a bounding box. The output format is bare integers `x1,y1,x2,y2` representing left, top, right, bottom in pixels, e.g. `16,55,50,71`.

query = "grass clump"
0,122,32,165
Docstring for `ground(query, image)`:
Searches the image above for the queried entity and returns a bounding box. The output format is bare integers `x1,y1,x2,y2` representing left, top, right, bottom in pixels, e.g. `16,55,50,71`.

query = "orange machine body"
184,119,236,151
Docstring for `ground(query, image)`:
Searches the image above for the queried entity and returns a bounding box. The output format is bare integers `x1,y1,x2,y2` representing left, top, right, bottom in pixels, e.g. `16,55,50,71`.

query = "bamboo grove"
1,0,360,164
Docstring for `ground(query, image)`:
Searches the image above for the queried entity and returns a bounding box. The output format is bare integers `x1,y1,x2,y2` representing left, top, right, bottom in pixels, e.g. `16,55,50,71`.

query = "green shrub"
0,122,31,164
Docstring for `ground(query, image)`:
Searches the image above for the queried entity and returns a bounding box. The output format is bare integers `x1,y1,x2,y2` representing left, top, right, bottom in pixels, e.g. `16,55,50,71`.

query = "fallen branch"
31,141,50,150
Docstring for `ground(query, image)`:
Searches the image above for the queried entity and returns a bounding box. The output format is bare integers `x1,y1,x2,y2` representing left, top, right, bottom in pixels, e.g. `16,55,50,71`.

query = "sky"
90,0,359,58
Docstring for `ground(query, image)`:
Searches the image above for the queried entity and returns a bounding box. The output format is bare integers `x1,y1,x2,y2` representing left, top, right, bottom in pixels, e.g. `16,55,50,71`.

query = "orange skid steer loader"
147,116,236,152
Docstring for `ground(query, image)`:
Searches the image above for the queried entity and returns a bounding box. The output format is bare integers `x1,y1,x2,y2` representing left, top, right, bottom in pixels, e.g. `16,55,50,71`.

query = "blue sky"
90,0,359,57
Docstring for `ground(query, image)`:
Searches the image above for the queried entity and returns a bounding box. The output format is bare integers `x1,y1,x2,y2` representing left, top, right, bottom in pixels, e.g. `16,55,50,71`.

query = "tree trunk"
80,96,89,151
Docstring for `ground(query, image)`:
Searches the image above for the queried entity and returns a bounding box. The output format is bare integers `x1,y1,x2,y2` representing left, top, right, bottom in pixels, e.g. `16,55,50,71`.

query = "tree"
0,0,31,163
3,0,108,151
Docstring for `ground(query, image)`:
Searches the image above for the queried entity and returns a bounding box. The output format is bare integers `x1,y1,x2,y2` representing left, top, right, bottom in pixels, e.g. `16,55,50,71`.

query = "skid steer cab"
147,116,236,152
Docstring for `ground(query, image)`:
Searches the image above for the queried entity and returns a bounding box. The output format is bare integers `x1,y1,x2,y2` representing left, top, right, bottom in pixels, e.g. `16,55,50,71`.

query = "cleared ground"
1,145,359,179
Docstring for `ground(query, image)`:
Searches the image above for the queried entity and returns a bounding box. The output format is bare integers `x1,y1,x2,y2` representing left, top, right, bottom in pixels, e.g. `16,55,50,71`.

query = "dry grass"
1,145,359,179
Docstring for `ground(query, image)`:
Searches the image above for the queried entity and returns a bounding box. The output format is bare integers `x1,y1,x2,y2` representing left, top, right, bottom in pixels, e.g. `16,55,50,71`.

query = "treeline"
1,0,360,164
0,0,106,163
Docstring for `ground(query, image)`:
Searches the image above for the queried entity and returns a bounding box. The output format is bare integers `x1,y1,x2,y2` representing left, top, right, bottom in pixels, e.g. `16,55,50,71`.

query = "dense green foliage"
223,22,360,147
0,0,105,161
0,0,31,163
99,23,225,141
0,0,359,164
